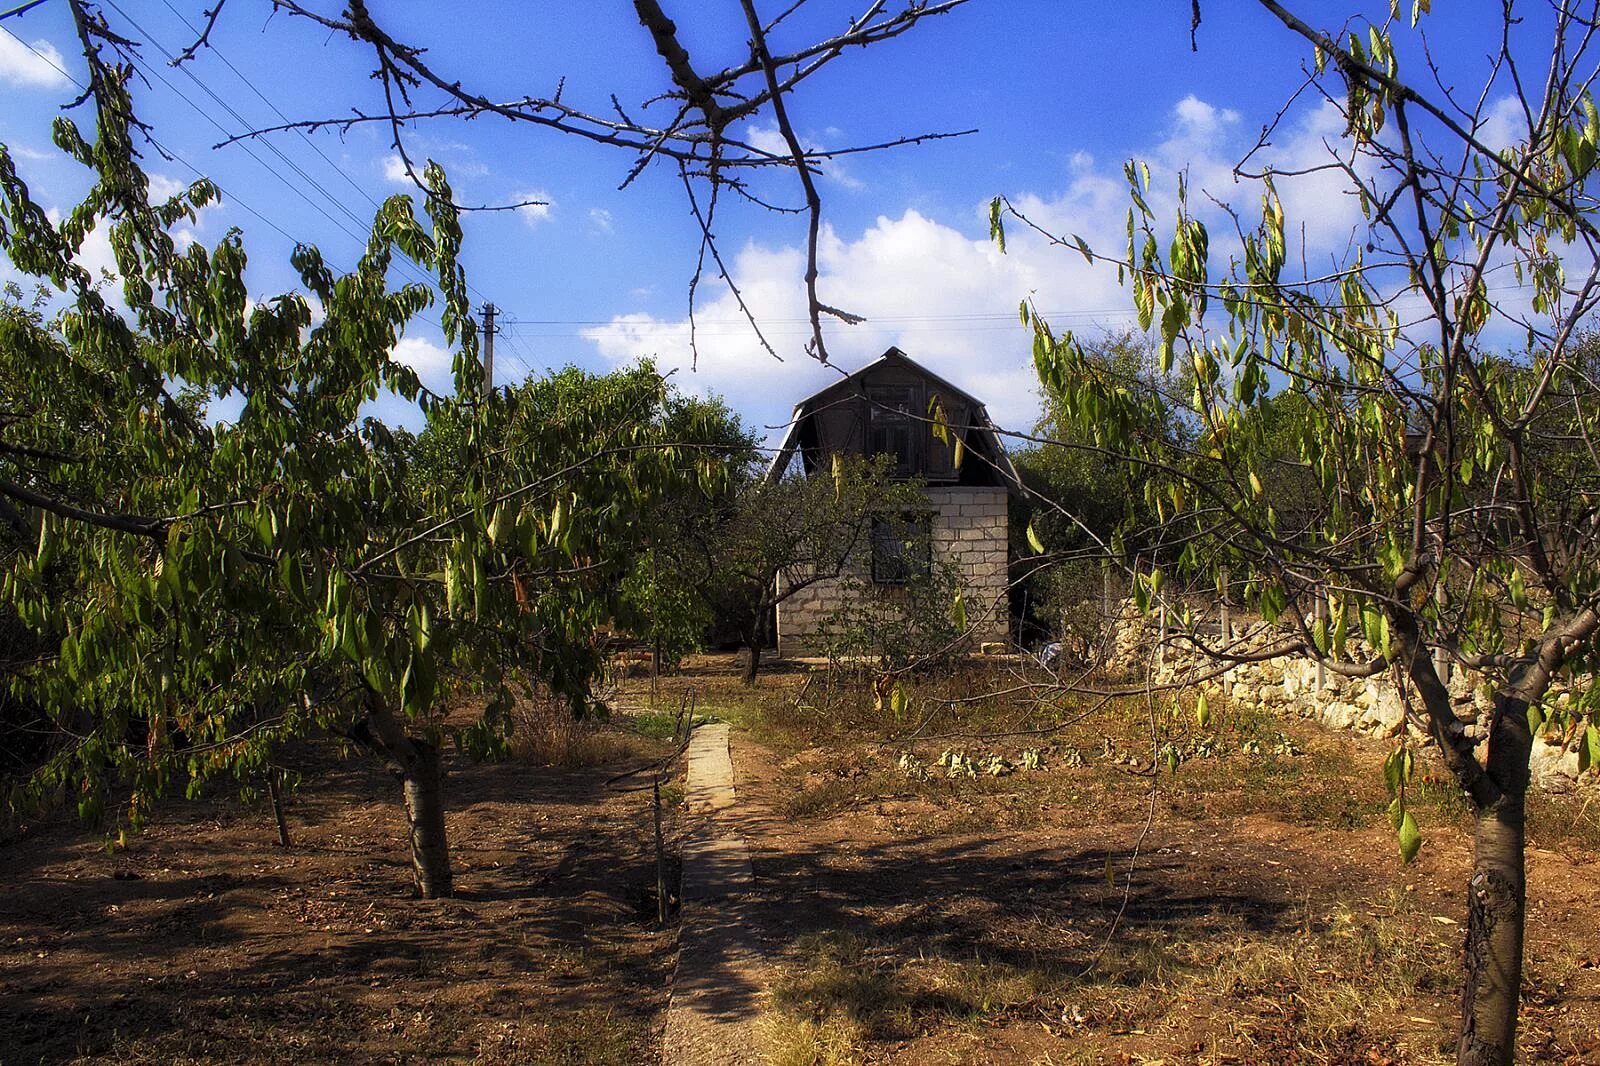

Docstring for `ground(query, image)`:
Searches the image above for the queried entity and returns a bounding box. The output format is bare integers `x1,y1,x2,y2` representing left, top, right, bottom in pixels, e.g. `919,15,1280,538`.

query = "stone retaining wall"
776,486,1009,657
1109,606,1593,793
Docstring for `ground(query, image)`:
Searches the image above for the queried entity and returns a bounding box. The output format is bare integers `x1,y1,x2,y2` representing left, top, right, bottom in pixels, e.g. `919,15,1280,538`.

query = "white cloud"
381,154,412,185
582,194,1133,439
582,89,1565,446
0,33,69,90
515,190,553,226
390,334,455,389
578,93,1405,443
745,122,863,190
1478,96,1529,153
588,207,614,234
1173,94,1239,134
147,173,189,202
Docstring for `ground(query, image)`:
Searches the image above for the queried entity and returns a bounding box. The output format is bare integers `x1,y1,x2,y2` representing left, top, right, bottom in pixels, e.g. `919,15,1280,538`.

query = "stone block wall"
776,486,1010,658
1108,606,1594,794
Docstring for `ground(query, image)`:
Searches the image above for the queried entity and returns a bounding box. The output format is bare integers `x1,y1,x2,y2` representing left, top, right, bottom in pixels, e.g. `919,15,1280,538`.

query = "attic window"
867,386,918,477
870,513,932,585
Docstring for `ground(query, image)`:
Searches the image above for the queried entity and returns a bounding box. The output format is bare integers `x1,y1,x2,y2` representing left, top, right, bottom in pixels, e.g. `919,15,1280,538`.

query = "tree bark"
399,736,452,900
1457,694,1534,1066
362,689,454,899
742,633,762,685
267,768,291,848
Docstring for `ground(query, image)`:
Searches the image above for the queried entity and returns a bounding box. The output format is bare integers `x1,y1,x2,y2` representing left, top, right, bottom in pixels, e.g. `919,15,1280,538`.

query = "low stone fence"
1107,607,1592,794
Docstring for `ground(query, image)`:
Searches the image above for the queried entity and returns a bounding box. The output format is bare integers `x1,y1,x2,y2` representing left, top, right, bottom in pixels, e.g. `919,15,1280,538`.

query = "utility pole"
480,302,498,395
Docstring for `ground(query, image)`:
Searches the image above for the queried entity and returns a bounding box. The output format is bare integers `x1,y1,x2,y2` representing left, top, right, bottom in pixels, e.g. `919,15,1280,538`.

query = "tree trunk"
742,607,768,685
742,637,762,685
267,768,291,848
400,736,453,900
362,689,454,899
1458,694,1534,1066
1458,791,1526,1065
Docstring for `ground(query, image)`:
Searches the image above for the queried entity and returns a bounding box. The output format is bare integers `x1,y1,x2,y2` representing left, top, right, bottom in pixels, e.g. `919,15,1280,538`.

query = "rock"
1371,690,1406,736
1322,702,1359,730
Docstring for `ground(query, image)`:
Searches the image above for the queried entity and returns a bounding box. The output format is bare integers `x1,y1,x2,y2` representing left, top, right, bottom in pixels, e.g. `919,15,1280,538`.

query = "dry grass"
507,689,660,767
617,656,1600,1065
761,900,1459,1065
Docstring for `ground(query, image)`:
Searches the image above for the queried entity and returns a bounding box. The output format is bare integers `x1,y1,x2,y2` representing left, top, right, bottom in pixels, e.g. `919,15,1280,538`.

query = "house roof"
764,346,1021,489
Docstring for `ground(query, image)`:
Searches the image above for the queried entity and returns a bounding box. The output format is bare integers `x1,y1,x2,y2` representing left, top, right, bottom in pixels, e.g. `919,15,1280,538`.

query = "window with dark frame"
866,385,919,477
870,512,933,585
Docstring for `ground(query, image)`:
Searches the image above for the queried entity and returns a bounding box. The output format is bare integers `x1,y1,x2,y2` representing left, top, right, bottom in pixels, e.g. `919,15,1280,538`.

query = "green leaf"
1361,605,1384,651
1260,582,1286,625
1580,724,1600,774
1397,811,1422,864
1104,856,1116,887
949,588,968,632
1195,693,1211,729
889,682,908,717
1508,567,1529,608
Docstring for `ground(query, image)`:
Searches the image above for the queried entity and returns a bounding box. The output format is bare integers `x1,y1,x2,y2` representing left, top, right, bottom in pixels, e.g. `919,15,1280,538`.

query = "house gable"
766,347,1019,490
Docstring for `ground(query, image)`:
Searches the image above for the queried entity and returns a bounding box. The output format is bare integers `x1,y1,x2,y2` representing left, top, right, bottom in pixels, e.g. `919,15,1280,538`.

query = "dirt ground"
1,737,680,1065
5,654,1599,1066
645,655,1600,1066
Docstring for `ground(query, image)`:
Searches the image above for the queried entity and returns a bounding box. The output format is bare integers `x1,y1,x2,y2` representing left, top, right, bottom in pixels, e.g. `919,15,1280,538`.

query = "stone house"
764,347,1018,658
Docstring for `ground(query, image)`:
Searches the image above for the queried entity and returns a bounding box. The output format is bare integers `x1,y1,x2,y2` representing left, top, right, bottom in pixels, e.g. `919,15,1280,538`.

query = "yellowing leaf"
1026,519,1045,555
950,588,968,632
487,503,513,547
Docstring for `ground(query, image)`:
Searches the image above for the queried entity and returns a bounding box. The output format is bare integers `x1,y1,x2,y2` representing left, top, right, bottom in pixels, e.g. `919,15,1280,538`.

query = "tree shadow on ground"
1,748,679,1064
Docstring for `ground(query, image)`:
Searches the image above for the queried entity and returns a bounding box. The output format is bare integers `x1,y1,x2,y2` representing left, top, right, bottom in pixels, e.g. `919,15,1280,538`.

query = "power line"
0,20,458,337
104,3,383,256
153,0,499,310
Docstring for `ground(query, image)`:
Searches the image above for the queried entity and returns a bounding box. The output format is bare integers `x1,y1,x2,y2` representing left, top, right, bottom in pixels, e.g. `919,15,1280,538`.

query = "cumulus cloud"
147,173,190,202
578,92,1417,443
1477,96,1530,153
390,334,455,388
0,33,70,90
515,190,553,226
582,195,1131,439
381,154,412,185
588,208,614,234
745,122,864,190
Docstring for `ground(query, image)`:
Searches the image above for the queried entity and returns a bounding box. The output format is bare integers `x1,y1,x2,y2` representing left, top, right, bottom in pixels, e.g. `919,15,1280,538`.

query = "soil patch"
2,746,677,1065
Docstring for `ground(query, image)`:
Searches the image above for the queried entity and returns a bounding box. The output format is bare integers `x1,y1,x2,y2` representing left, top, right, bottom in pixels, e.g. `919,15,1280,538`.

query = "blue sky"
0,1,1534,441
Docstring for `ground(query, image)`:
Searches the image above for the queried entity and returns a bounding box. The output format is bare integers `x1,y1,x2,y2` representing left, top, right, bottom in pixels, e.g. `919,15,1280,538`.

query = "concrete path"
661,723,767,1066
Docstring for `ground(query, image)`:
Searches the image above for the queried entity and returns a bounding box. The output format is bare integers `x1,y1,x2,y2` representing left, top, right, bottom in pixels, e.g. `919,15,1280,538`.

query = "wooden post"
1432,581,1451,685
1314,597,1328,690
653,776,668,925
1219,566,1231,645
1102,562,1112,623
